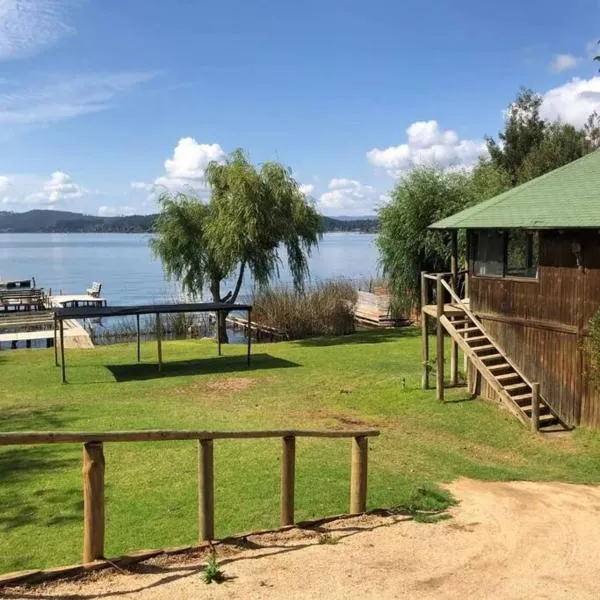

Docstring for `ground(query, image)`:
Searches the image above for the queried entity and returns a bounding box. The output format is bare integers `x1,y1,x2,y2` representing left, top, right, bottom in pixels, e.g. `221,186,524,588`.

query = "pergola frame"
53,302,252,383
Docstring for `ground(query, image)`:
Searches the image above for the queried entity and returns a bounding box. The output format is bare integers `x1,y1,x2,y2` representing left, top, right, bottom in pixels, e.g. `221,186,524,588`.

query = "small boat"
0,278,35,290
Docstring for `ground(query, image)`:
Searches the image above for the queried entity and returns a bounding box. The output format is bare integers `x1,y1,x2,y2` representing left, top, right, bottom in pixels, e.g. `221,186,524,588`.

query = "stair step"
512,393,533,404
496,372,520,382
459,326,480,333
488,363,511,372
522,404,551,416
505,382,530,392
538,414,560,426
466,335,488,344
480,353,502,362
473,344,496,353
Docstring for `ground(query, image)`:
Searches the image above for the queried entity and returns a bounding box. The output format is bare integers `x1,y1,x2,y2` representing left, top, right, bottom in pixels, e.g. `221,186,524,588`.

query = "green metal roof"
430,150,600,229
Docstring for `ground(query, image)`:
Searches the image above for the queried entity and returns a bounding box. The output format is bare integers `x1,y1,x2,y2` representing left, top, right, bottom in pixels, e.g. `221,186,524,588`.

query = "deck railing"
0,429,379,567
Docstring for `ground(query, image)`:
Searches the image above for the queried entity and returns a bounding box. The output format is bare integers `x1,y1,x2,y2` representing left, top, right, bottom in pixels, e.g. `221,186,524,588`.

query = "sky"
0,0,599,217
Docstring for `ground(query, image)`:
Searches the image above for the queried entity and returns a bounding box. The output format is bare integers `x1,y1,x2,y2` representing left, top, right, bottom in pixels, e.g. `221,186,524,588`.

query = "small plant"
585,308,600,385
202,552,225,584
318,532,338,545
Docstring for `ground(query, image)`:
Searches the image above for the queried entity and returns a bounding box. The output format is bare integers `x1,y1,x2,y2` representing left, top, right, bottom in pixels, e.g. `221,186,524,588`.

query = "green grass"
2,328,600,574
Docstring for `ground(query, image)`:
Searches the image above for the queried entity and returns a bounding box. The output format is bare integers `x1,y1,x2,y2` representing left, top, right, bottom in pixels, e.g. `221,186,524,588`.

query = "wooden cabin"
425,150,600,431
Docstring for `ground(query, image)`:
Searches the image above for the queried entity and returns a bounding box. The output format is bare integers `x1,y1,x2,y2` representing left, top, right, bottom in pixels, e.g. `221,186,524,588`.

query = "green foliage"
252,280,357,339
202,552,225,584
584,111,600,150
586,308,600,385
517,123,589,184
377,164,509,304
486,88,547,185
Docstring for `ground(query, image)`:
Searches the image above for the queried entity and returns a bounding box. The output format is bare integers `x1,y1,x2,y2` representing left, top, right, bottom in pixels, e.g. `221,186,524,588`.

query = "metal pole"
136,314,141,363
247,308,252,366
54,316,58,367
217,311,222,357
156,313,162,372
60,319,66,383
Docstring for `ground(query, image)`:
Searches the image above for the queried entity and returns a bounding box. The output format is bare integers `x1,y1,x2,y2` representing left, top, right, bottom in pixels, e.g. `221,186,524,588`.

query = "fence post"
198,439,215,541
82,442,105,563
156,313,162,371
436,275,445,402
421,272,429,390
280,436,296,526
531,383,540,432
350,436,368,514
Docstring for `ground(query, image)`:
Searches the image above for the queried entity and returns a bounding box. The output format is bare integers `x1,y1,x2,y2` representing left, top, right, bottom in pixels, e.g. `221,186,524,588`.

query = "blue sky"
1,0,599,216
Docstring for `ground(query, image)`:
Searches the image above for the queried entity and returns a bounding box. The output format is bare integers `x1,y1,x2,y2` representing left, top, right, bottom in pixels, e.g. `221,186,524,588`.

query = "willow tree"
151,149,322,342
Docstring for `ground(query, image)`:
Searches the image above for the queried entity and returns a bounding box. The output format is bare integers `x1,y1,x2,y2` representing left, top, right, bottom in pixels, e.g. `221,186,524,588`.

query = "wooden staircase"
437,281,568,432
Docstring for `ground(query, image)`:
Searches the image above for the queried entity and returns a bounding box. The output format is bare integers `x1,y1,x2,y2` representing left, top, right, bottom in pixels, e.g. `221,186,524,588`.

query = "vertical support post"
421,272,430,390
436,275,444,402
247,309,252,367
350,436,368,514
198,439,215,541
156,313,162,372
54,316,58,367
60,319,66,384
217,311,222,356
136,314,141,363
82,441,105,564
450,231,458,387
280,436,296,526
531,382,540,432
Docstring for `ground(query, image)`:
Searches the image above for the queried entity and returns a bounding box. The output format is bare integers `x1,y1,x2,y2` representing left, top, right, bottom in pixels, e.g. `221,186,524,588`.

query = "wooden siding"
469,229,600,428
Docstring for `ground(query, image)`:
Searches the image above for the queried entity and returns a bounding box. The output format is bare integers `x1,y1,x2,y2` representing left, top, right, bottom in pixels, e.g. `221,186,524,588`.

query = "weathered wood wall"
469,229,600,428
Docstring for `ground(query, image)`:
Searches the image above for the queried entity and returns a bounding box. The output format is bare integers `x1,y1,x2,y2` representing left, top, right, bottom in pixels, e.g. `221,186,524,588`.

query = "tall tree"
151,149,322,342
377,164,509,306
584,111,600,150
485,88,546,185
517,122,590,184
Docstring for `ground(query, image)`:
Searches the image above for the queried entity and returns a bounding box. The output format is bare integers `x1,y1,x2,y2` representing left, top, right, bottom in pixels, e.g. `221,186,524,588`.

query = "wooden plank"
421,272,429,390
531,382,540,433
60,319,66,383
280,436,295,526
156,313,162,371
0,429,380,446
136,314,141,363
82,442,105,564
198,439,214,541
436,276,444,402
350,436,368,513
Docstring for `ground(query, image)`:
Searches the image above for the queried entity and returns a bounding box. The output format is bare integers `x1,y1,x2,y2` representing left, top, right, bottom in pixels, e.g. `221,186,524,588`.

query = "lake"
0,233,380,304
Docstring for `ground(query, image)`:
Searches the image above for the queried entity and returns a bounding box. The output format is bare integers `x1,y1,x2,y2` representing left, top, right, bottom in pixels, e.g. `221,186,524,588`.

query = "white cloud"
26,171,85,205
299,183,314,197
98,205,135,217
550,54,581,73
0,71,155,127
367,120,487,178
153,137,226,192
319,178,384,215
541,76,600,127
0,0,75,61
131,181,154,192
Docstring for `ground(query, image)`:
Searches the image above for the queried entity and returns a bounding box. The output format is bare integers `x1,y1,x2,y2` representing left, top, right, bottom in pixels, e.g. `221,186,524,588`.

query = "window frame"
469,229,540,282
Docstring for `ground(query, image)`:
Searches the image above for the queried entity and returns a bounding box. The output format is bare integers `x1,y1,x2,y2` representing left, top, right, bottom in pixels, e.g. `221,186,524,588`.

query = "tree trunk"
210,279,229,344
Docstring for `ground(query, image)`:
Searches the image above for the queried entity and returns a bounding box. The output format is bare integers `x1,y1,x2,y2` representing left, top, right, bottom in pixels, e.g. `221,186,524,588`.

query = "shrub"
586,308,600,385
252,280,357,340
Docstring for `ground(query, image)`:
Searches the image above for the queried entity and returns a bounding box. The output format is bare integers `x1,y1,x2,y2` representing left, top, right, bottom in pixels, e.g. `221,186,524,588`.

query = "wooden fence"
0,429,379,568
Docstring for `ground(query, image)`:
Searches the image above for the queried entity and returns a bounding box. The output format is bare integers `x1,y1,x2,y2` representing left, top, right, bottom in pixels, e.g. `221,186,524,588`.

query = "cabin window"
472,231,504,277
471,230,539,279
506,231,538,278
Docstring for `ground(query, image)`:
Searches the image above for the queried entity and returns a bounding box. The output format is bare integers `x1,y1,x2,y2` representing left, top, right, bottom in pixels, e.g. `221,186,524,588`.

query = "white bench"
86,282,102,297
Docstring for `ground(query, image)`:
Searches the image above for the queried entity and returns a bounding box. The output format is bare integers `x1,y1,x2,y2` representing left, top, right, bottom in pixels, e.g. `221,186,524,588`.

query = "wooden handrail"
0,429,379,446
3,428,379,568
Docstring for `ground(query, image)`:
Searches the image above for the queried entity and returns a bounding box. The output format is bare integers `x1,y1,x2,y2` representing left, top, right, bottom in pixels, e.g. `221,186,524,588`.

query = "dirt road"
6,479,600,599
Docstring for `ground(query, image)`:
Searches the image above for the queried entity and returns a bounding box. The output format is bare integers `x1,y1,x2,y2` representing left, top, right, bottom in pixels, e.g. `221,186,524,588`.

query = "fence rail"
1,428,379,568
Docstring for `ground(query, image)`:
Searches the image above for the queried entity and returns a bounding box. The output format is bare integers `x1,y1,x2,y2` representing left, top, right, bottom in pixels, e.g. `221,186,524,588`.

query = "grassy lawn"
2,328,600,574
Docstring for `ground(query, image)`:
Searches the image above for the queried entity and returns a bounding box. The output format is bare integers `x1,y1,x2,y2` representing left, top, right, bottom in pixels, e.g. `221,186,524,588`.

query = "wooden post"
198,439,214,541
450,232,458,387
60,319,66,384
136,314,141,363
54,316,58,367
280,436,296,526
247,309,252,367
531,382,540,432
156,313,162,372
350,436,368,514
421,272,429,390
82,441,105,564
436,275,444,402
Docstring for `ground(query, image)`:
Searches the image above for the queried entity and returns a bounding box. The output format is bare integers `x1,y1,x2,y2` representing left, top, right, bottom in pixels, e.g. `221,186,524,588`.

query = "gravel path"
6,478,600,599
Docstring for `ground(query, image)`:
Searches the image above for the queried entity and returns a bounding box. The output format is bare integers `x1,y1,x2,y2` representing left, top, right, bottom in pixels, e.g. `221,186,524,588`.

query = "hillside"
0,210,378,234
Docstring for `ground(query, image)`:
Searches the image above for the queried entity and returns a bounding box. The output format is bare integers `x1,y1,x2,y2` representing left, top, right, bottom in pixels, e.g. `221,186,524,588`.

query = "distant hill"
0,210,378,234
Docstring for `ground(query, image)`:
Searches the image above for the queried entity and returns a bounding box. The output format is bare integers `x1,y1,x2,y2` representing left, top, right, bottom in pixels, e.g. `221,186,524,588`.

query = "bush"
252,280,357,340
586,308,600,385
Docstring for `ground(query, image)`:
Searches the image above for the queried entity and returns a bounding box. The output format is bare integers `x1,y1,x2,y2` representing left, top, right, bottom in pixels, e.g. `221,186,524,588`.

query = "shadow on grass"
295,327,419,347
106,353,300,383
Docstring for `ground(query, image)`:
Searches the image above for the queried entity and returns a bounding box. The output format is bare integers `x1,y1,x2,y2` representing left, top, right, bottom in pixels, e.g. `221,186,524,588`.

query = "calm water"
0,233,380,304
